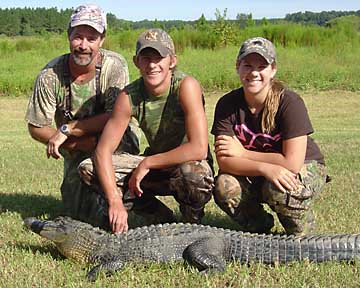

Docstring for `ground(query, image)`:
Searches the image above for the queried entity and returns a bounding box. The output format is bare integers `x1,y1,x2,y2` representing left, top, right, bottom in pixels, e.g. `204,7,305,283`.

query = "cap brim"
70,20,105,34
136,43,170,57
238,49,273,64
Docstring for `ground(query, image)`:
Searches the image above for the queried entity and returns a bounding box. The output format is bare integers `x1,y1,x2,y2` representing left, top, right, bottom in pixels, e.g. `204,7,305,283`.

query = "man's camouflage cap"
136,28,175,57
69,4,107,34
237,37,276,64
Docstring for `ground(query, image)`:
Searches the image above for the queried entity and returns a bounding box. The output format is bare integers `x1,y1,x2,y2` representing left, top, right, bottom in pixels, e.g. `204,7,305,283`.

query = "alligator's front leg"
182,237,227,273
87,255,125,282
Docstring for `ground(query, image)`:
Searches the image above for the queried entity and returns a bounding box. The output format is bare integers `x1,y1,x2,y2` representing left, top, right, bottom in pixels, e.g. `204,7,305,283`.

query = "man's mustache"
73,49,92,55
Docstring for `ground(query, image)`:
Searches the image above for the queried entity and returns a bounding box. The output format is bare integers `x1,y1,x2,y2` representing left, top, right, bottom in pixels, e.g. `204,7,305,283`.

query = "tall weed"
1,22,359,97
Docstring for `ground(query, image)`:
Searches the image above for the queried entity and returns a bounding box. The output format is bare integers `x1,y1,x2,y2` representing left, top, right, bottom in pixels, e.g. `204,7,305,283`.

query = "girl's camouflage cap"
136,28,175,57
237,37,276,64
69,4,107,34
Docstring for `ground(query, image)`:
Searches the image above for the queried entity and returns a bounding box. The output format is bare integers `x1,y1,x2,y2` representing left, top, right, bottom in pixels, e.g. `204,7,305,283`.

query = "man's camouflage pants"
213,161,327,235
78,153,214,230
60,151,104,227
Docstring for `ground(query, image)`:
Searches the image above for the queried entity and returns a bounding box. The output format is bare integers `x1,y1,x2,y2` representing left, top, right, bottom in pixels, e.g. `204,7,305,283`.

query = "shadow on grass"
128,210,247,232
16,242,65,261
202,214,285,236
0,192,62,219
0,192,284,237
0,192,238,229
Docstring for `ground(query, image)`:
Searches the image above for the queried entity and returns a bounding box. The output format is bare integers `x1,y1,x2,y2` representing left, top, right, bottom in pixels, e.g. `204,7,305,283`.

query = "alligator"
24,216,360,281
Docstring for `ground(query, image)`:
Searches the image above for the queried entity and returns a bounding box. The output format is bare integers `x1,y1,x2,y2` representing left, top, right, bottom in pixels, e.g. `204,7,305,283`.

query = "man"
78,29,214,233
25,4,139,227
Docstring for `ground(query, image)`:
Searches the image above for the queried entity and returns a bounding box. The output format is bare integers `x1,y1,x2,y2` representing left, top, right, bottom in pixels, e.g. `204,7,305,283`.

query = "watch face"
60,124,69,135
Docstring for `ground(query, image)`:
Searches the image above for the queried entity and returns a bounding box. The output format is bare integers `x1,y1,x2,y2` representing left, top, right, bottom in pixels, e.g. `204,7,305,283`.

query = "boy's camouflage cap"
69,4,107,34
237,37,276,64
136,28,175,57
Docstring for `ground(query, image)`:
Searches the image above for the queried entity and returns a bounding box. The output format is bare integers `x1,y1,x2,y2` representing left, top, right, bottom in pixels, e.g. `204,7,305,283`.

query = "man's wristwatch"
59,124,71,136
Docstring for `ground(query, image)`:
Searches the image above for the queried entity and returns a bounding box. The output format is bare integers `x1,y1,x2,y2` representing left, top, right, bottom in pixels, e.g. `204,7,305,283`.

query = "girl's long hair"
261,78,285,134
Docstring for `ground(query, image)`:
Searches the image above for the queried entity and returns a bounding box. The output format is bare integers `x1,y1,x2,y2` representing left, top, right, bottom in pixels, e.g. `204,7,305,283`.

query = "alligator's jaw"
23,217,68,243
24,217,46,235
24,217,99,264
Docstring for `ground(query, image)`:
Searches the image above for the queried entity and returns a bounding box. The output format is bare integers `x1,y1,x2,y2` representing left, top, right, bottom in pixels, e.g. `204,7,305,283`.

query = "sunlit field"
1,89,359,287
1,20,360,286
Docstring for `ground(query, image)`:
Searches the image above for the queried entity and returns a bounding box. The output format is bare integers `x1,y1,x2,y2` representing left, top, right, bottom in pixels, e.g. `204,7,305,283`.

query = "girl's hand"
262,163,299,193
215,135,245,157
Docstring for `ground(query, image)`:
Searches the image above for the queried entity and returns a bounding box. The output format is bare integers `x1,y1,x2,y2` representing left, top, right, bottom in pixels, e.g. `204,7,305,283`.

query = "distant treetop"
0,7,359,36
285,10,360,26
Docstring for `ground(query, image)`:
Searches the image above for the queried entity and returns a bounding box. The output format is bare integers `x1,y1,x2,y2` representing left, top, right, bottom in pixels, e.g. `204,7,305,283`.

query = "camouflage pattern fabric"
61,150,109,229
126,69,188,156
214,173,274,234
263,160,327,235
125,69,214,167
214,161,327,235
69,4,107,34
25,49,140,222
237,36,277,64
136,28,176,57
78,152,214,228
26,49,130,128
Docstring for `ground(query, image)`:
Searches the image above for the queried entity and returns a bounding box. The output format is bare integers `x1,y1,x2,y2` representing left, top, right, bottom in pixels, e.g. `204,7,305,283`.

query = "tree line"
285,10,360,26
0,7,359,37
0,7,72,36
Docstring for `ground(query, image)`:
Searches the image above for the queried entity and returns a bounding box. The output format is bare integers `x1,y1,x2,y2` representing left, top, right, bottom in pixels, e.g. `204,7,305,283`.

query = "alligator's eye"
31,220,46,234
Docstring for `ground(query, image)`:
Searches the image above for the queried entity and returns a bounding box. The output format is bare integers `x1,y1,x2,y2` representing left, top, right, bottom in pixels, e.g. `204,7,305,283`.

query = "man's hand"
128,160,150,197
108,195,129,233
215,135,245,157
47,129,68,159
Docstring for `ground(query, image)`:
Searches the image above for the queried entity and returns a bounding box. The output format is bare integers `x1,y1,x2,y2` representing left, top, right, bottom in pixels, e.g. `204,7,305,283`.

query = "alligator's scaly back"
24,217,360,281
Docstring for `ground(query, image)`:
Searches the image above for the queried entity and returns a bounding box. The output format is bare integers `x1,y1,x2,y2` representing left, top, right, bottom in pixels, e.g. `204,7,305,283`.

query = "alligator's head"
24,216,102,263
24,217,74,242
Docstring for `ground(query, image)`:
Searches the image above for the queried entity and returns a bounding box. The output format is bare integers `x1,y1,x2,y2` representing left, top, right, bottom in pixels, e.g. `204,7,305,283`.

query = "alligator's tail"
231,233,360,264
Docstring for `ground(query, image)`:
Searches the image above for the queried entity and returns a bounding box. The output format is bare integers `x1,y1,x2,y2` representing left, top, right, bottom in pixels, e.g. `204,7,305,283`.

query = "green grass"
1,30,360,96
0,89,360,287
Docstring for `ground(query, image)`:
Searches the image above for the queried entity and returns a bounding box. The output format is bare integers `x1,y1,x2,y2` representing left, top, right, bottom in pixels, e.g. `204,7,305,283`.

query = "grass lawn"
0,90,359,287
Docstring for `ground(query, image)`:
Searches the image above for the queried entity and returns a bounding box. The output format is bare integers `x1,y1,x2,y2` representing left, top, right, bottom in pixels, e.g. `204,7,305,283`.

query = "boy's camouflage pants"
213,161,327,235
78,153,214,230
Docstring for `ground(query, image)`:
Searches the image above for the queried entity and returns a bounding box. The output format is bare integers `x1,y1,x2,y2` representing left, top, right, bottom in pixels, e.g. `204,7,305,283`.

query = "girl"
211,37,327,235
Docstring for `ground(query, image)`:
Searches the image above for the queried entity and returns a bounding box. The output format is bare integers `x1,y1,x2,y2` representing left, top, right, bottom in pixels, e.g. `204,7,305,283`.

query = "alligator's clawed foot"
183,237,227,272
86,257,125,282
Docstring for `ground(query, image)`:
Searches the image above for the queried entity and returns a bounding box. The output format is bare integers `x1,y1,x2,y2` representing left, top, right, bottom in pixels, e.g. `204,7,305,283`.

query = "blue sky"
0,0,359,21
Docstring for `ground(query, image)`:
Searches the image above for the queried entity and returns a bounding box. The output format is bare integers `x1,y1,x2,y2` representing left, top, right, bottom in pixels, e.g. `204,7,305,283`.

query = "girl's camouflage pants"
213,160,327,235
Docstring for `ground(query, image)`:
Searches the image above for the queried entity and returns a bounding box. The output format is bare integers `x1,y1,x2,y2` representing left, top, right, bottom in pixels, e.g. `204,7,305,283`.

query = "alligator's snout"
23,217,46,235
